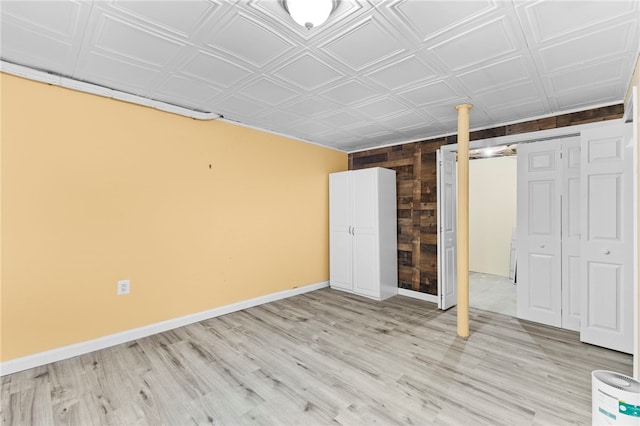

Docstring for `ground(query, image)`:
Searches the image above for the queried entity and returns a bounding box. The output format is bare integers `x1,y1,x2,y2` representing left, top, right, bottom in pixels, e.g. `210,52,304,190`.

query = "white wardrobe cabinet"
329,167,398,301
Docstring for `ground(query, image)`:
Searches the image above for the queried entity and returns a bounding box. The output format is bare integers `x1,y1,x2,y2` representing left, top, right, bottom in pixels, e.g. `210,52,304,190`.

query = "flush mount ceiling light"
283,0,338,30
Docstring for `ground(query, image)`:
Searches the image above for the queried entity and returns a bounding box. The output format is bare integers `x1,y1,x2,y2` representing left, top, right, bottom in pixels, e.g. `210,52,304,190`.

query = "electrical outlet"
117,279,130,295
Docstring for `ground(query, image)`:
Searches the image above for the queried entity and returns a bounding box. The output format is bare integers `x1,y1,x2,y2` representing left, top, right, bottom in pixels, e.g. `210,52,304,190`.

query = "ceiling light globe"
285,0,335,29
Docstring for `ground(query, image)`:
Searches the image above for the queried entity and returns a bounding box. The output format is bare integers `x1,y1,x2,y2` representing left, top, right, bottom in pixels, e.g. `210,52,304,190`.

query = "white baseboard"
398,288,439,304
0,281,329,376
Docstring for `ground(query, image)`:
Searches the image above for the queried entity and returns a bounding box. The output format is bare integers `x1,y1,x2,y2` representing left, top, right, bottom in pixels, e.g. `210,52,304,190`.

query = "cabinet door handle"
539,244,545,248
603,249,611,255
352,227,355,235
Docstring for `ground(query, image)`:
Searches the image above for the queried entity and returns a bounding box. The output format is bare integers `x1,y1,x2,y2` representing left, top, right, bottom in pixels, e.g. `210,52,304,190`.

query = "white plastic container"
592,370,640,425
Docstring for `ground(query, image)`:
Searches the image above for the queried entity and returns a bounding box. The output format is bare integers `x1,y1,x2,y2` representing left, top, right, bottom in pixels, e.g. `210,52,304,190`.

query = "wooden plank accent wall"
348,104,624,295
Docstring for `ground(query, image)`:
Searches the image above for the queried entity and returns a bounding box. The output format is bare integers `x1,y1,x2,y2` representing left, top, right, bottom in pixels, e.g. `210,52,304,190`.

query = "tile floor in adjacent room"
469,271,516,317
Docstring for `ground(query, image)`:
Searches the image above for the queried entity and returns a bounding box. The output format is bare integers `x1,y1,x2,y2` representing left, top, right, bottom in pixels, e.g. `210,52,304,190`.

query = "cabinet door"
330,172,353,290
352,169,380,297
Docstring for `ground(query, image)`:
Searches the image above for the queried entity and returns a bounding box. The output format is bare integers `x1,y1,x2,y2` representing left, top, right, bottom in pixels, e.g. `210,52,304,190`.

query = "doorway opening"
468,153,517,317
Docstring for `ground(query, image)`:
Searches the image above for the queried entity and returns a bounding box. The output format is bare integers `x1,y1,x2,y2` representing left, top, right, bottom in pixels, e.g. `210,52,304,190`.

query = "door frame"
437,118,636,355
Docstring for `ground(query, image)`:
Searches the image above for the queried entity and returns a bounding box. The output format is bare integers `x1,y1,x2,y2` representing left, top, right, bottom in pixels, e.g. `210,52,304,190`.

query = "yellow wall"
0,73,347,361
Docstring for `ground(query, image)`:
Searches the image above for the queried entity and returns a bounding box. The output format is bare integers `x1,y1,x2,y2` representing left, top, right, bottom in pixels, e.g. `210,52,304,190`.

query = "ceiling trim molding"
0,61,221,120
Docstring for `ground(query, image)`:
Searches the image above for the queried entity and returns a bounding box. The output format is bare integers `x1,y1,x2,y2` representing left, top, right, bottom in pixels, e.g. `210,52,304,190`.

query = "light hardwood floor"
1,288,632,425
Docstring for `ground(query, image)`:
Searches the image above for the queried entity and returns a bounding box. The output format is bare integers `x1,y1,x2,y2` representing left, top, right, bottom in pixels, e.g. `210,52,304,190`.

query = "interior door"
437,150,457,310
329,172,353,291
580,123,633,354
352,169,379,298
517,140,562,327
561,137,582,331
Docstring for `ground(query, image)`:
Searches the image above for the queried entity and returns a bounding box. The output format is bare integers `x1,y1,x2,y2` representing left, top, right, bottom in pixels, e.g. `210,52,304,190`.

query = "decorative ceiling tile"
317,110,367,128
209,95,268,117
487,99,548,123
156,75,222,105
322,17,404,70
518,0,636,43
0,1,90,73
92,15,184,67
365,55,437,90
180,50,252,88
402,124,446,141
0,20,73,73
274,53,343,90
319,79,378,105
110,0,217,38
239,78,299,106
549,59,626,94
377,110,432,130
315,130,361,145
555,84,621,110
423,98,473,120
1,0,637,152
456,56,530,92
254,109,306,127
398,80,460,106
430,17,518,71
342,121,389,137
474,81,541,108
391,0,495,41
0,0,83,37
206,14,294,67
79,52,162,93
285,97,337,117
537,21,637,73
287,119,333,135
353,97,407,119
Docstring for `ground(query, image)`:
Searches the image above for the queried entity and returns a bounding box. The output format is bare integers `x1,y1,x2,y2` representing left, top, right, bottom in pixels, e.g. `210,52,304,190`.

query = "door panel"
437,150,457,310
517,140,562,327
330,172,350,231
330,231,352,290
353,169,377,233
587,174,621,240
587,262,622,330
529,180,555,235
580,124,633,354
562,137,581,331
528,253,554,310
353,233,378,297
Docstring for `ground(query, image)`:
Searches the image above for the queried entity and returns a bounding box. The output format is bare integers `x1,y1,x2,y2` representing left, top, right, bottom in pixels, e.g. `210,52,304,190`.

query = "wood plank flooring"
1,288,632,425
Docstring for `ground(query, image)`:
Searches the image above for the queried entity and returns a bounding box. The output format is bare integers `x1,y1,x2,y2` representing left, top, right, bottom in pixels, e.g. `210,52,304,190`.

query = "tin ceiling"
1,1,638,152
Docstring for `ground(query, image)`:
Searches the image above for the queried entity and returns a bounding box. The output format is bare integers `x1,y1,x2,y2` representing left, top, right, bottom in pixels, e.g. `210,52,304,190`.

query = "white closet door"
561,137,582,331
580,123,633,354
517,140,562,327
437,150,457,310
329,172,353,291
353,169,379,298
